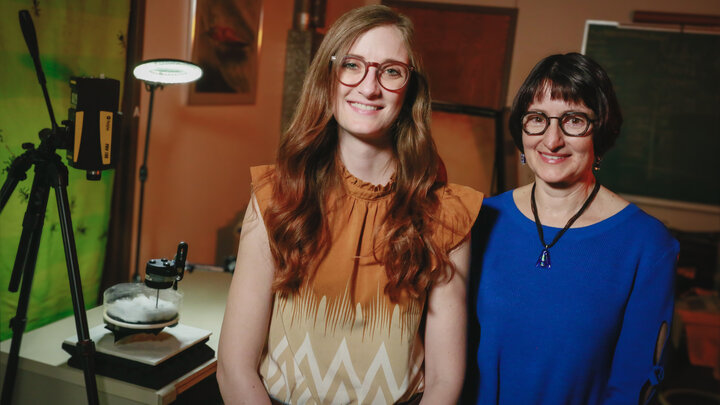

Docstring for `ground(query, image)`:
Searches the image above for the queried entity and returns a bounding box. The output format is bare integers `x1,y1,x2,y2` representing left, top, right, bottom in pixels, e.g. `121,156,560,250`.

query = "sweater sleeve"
602,240,679,404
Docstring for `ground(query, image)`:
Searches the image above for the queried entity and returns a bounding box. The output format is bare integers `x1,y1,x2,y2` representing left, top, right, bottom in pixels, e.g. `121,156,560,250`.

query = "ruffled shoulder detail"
250,165,276,215
434,184,484,252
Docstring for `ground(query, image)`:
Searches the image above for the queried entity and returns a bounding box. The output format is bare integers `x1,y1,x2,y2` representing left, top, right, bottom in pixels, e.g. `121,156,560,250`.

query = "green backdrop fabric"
0,0,130,341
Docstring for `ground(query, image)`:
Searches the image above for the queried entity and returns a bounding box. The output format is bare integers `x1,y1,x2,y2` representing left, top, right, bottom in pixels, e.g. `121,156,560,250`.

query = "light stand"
131,59,202,282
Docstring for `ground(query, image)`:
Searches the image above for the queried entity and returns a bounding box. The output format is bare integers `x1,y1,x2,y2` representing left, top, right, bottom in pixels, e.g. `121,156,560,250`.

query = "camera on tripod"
62,76,122,180
0,10,125,405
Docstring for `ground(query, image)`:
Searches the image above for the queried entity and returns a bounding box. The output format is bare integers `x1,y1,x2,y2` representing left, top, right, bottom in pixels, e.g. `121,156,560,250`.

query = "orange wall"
135,0,720,275
135,0,291,271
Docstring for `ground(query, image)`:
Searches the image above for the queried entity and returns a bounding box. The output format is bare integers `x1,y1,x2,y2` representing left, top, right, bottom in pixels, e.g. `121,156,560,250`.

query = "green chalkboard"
583,22,720,206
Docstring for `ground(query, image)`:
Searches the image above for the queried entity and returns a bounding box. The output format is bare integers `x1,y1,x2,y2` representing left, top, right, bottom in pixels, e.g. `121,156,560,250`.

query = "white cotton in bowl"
103,283,183,325
106,295,177,324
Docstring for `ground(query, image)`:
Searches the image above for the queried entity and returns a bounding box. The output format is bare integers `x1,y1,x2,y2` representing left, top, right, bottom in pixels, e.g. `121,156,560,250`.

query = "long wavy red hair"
262,5,453,301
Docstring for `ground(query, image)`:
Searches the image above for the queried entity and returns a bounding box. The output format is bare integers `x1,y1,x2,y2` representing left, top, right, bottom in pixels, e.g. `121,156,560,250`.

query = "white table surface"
0,270,231,405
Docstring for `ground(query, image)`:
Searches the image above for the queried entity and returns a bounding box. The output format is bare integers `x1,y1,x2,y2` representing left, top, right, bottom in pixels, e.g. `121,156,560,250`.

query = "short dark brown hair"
508,53,622,157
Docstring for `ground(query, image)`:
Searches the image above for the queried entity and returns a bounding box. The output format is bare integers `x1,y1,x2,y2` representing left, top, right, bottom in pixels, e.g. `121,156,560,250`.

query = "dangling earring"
593,156,603,171
520,153,526,165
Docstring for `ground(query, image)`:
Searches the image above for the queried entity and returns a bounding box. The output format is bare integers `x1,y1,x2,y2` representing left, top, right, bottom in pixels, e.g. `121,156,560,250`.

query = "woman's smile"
347,100,383,112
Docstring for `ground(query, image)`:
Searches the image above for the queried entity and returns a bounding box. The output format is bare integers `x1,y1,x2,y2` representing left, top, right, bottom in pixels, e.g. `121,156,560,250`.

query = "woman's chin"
534,174,590,188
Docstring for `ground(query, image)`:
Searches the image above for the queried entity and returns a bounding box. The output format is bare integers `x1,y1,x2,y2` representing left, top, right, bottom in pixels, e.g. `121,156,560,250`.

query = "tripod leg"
0,147,32,214
0,176,21,213
1,156,100,405
51,162,99,405
1,166,50,405
0,256,39,405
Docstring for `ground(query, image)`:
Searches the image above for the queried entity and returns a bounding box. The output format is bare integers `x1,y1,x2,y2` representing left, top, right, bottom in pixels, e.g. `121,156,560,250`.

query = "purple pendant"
536,248,551,269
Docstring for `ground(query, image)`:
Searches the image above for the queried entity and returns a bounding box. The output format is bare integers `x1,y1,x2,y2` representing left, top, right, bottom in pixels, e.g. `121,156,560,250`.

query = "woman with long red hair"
217,5,482,404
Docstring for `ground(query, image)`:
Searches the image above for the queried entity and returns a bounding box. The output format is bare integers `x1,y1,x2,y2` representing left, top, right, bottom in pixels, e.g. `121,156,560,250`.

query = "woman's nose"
357,68,382,98
542,120,565,150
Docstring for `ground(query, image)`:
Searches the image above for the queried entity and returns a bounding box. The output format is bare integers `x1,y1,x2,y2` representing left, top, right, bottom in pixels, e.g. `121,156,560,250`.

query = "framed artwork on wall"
189,0,263,105
382,0,516,111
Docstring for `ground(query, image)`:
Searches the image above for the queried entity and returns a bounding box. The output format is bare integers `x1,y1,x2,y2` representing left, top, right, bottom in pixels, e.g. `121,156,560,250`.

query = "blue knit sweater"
468,190,679,405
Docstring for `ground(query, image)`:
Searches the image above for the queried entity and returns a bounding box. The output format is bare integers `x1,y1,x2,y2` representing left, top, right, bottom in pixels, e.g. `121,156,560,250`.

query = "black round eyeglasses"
521,111,596,137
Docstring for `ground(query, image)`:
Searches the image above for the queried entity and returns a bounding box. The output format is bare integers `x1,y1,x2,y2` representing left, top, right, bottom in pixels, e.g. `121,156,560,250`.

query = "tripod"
0,10,99,405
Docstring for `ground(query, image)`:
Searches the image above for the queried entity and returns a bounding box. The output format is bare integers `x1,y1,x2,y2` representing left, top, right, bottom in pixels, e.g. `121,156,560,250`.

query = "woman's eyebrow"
344,53,407,64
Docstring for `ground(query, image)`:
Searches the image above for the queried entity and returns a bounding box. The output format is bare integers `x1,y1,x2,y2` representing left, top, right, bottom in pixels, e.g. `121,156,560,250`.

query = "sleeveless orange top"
251,165,482,404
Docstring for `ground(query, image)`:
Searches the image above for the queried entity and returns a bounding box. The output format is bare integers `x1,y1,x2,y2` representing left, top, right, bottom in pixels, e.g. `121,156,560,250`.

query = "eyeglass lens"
335,56,410,91
522,112,592,136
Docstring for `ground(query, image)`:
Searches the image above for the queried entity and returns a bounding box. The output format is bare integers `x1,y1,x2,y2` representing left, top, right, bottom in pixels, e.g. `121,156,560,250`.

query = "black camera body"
64,77,121,180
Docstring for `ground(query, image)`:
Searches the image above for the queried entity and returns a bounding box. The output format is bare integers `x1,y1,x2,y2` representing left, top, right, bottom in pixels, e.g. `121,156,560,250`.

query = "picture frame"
188,0,263,105
382,0,516,111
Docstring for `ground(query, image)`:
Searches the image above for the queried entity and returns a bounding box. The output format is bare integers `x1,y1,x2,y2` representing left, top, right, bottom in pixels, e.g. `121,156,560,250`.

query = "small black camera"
63,77,121,180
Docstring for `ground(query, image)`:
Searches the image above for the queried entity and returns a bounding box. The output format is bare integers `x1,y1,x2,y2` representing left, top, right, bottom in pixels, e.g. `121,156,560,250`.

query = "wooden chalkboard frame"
582,20,720,211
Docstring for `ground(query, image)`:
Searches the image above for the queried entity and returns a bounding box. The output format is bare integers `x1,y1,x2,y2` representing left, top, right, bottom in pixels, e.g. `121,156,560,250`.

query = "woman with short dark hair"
508,52,623,160
469,53,678,405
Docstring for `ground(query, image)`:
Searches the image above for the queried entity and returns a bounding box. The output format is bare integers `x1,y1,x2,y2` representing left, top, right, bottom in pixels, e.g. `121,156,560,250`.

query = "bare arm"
217,194,275,405
419,238,472,405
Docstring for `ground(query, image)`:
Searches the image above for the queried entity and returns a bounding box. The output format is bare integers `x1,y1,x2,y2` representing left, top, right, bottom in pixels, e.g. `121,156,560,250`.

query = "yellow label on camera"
73,111,84,163
99,111,113,165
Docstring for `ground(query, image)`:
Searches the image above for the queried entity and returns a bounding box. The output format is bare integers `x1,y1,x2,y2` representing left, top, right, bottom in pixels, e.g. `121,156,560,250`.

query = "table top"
0,270,232,403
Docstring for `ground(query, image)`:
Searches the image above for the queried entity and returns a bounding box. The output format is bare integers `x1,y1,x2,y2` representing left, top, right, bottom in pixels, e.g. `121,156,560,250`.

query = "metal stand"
132,82,160,282
0,137,100,405
0,10,99,405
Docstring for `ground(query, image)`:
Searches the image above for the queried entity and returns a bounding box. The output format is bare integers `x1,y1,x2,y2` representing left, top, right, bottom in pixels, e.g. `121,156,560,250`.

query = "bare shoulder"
580,185,630,225
596,186,630,216
512,183,534,199
511,184,534,220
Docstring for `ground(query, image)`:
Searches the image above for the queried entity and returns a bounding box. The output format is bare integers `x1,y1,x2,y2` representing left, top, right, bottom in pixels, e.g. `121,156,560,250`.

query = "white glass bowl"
103,283,183,330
